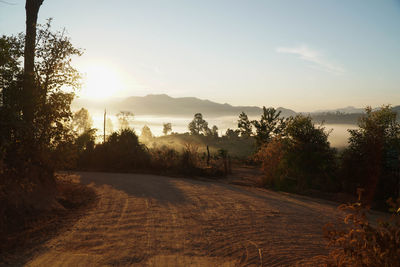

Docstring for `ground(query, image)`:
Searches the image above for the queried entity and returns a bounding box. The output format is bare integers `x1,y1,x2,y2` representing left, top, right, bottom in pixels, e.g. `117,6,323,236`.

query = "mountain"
73,94,297,118
72,94,398,123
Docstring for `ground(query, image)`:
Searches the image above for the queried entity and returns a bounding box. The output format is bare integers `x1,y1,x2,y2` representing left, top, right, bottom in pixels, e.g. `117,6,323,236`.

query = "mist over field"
88,111,355,148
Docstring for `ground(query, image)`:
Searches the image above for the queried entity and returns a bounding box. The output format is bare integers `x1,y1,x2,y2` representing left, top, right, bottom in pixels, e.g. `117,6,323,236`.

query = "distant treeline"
310,107,400,125
310,112,363,124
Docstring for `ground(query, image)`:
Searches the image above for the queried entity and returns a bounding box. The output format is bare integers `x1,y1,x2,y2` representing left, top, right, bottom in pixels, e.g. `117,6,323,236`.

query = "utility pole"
103,109,106,143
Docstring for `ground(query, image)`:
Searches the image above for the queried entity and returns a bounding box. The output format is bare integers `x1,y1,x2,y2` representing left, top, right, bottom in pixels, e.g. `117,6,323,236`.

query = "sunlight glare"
80,64,124,100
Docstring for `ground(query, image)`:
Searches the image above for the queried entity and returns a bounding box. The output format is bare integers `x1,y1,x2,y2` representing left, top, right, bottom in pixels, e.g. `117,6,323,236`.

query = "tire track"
25,172,339,266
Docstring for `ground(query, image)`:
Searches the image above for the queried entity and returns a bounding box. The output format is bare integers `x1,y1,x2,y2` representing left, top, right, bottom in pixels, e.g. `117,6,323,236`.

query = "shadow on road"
77,172,191,205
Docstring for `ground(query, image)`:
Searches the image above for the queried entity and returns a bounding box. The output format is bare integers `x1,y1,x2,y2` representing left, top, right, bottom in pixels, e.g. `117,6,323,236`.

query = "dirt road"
25,172,340,266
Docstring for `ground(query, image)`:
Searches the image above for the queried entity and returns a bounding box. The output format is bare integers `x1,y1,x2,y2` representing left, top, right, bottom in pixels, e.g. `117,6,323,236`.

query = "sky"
1,0,400,112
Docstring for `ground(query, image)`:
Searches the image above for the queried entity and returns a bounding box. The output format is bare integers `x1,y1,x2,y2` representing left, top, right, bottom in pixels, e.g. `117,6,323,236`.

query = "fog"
88,111,356,148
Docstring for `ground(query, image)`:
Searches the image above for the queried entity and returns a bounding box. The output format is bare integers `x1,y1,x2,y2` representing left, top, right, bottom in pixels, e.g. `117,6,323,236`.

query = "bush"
341,106,400,208
76,129,150,171
255,115,338,192
149,146,180,171
254,138,286,189
324,198,400,267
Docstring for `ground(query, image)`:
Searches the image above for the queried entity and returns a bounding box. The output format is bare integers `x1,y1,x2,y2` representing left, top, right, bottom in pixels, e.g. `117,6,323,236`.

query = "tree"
72,108,93,134
76,128,96,153
0,20,82,175
238,112,252,137
140,125,153,141
211,125,219,137
342,106,400,206
162,122,172,135
252,107,288,147
255,115,336,192
283,115,337,191
117,111,134,130
224,128,240,139
103,129,149,170
188,113,209,135
22,0,44,135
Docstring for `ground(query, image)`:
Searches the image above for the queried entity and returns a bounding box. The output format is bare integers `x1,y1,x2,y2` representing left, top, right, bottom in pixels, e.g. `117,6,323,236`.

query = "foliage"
324,199,400,267
149,146,180,170
144,132,256,159
162,122,172,135
211,125,219,137
238,112,252,137
0,20,82,177
255,115,337,192
251,107,288,147
146,143,225,177
224,128,240,139
75,128,96,153
77,129,149,171
72,107,93,134
181,142,200,170
254,138,285,188
341,106,400,207
284,115,337,191
188,113,209,135
140,125,153,141
116,111,134,130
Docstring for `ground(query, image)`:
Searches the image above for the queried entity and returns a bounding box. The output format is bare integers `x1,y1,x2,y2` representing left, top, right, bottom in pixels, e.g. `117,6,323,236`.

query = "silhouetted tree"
224,128,240,139
117,111,134,130
238,112,252,137
342,106,400,206
162,122,172,135
283,115,336,191
188,113,209,135
211,125,219,137
0,20,82,176
252,107,288,147
104,129,149,170
76,128,96,153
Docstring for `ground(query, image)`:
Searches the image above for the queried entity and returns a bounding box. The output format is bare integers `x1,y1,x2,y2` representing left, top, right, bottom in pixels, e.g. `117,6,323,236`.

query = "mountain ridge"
73,94,297,117
72,94,399,121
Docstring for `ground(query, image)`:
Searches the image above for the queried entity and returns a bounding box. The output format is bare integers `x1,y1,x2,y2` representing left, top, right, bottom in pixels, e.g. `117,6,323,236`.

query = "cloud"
276,45,345,74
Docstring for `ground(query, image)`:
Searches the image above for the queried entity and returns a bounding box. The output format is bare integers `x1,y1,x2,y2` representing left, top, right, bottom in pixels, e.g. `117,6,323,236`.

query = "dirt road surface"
25,172,340,266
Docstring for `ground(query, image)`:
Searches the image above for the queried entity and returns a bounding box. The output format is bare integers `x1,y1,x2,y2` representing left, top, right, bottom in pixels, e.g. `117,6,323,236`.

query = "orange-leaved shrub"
323,198,400,267
254,137,285,188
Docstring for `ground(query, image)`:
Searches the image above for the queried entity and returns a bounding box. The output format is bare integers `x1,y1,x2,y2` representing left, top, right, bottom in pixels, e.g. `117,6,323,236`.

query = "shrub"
254,138,285,188
255,115,338,192
341,106,400,208
324,198,400,267
76,129,150,171
149,146,180,171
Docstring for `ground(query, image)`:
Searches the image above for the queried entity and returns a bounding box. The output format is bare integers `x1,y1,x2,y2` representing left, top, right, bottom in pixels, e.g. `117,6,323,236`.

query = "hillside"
73,94,297,118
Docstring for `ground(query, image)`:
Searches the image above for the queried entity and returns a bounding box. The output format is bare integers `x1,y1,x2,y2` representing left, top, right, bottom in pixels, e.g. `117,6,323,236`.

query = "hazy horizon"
2,0,400,112
72,93,397,114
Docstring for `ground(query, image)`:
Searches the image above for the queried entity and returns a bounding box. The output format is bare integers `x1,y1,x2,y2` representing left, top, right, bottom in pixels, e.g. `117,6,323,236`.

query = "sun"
80,64,124,100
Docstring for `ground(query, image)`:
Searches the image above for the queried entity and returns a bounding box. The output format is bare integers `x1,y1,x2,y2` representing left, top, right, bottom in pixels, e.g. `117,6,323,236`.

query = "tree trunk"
23,0,43,154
